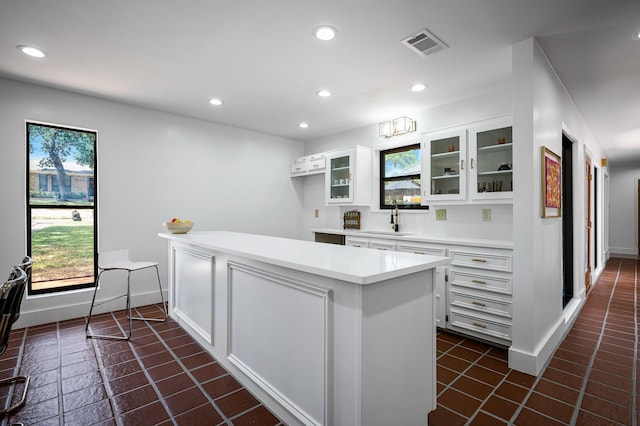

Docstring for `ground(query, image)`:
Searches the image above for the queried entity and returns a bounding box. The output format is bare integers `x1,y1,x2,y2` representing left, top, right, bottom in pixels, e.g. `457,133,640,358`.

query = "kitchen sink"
361,230,414,236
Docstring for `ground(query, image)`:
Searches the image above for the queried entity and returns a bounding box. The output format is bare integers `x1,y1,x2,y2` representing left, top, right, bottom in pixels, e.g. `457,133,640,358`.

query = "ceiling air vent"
402,28,448,57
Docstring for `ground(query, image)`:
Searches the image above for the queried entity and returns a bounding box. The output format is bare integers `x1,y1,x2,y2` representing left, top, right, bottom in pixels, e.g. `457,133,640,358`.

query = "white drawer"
397,243,447,257
448,309,512,342
370,240,396,251
449,269,512,295
346,237,369,248
449,250,512,272
307,155,326,172
449,289,512,318
290,158,306,174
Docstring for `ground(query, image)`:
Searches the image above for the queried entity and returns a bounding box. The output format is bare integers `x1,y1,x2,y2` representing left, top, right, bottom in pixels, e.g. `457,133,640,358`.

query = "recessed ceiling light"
633,30,640,40
298,122,309,129
17,45,47,58
410,83,427,92
317,90,332,97
313,26,337,41
209,98,223,106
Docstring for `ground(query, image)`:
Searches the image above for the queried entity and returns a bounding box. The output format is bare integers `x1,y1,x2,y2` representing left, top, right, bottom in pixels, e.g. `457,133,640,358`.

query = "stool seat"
86,249,166,341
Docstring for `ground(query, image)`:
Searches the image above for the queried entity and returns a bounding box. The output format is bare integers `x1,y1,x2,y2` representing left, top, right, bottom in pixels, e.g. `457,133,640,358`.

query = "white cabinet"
325,146,372,205
447,246,513,345
422,127,468,202
422,116,513,204
468,116,513,201
345,236,369,248
290,154,326,177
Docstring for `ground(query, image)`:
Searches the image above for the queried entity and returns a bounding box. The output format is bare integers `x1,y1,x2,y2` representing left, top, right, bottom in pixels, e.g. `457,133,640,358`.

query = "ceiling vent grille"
402,28,448,57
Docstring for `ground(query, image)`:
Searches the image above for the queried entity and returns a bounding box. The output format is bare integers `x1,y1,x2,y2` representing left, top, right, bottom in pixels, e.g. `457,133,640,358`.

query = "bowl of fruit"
163,218,194,234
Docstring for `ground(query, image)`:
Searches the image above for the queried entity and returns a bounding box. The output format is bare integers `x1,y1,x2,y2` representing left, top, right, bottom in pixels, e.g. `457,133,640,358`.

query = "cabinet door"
307,154,326,174
326,151,354,203
468,116,513,201
290,157,307,176
422,128,467,202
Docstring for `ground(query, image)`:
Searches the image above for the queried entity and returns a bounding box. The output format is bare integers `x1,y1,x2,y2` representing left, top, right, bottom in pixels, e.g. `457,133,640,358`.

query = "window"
380,143,426,209
26,122,97,295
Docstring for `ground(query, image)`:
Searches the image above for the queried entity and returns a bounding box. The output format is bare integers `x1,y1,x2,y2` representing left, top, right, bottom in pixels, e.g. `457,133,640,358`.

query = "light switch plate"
314,209,319,218
435,209,447,221
482,208,491,222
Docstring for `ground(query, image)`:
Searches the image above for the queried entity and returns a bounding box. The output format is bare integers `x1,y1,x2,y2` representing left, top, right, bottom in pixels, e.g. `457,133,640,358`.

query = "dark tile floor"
0,304,283,425
429,256,638,425
0,256,636,425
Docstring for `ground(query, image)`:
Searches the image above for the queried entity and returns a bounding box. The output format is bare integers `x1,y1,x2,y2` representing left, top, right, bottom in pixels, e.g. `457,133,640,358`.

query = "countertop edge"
312,228,513,249
159,231,450,285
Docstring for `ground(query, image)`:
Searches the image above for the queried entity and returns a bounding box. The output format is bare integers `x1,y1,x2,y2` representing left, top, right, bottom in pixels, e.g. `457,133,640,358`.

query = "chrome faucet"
390,201,399,232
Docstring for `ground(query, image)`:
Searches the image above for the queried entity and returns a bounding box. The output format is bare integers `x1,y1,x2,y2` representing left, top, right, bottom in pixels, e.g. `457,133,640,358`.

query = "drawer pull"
472,258,487,263
352,244,362,247
472,322,487,329
414,251,426,255
472,279,487,284
471,301,486,307
376,247,387,250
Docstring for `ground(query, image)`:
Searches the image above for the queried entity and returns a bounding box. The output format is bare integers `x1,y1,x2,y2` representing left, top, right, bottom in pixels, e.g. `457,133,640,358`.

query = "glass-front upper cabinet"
325,146,372,205
421,128,467,202
328,153,353,202
469,116,513,200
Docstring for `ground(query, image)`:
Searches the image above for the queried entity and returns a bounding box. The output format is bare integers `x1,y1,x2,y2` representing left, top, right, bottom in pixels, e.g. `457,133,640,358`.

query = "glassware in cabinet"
422,128,467,202
469,116,513,200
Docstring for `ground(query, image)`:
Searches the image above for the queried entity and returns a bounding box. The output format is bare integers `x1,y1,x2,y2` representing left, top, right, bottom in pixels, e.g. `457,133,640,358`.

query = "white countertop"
159,231,449,285
312,228,513,249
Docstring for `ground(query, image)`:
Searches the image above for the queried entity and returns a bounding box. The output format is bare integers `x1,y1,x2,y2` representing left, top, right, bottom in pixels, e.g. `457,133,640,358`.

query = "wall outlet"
482,208,491,222
435,209,447,221
314,209,319,218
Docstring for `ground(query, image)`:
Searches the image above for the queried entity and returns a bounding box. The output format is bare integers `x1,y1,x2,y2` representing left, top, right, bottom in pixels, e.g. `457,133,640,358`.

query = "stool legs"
128,266,167,323
86,266,166,341
85,269,132,341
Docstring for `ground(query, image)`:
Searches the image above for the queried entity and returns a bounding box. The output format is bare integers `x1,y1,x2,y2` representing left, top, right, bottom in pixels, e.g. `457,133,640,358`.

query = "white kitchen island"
158,231,450,426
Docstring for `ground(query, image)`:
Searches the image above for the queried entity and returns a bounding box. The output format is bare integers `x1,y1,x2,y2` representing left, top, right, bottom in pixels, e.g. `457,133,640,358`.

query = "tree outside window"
27,122,97,294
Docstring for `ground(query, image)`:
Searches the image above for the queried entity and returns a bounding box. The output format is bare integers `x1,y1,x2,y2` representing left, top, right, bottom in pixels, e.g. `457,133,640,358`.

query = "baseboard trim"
15,290,167,329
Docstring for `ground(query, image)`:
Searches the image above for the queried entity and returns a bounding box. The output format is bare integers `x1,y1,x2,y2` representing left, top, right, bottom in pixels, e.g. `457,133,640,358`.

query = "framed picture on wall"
541,146,562,218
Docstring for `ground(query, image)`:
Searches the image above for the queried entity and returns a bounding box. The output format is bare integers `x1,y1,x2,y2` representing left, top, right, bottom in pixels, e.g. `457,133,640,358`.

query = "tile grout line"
108,308,178,425
568,257,624,425
136,304,233,425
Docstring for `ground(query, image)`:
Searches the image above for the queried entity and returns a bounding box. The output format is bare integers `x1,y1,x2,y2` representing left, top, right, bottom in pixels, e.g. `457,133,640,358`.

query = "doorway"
585,156,592,294
594,166,598,271
562,134,574,308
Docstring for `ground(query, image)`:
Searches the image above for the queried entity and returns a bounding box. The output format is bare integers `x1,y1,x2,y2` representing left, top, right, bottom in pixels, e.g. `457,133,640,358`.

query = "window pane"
383,179,422,207
30,208,95,292
27,122,97,295
28,124,95,206
383,146,421,178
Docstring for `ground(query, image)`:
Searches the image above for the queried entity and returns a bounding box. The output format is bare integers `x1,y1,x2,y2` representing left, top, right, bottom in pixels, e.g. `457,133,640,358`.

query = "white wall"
510,38,605,375
0,77,304,328
609,165,640,255
301,81,514,241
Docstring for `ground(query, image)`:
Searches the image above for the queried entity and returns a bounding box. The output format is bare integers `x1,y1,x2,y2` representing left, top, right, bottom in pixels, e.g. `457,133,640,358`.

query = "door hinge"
445,274,448,282
445,314,449,322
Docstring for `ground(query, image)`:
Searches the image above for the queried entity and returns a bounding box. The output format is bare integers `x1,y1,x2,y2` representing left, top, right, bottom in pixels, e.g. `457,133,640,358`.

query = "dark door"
562,134,574,308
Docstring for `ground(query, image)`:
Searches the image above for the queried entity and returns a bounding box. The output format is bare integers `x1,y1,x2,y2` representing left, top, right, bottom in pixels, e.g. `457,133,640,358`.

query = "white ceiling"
1,0,639,164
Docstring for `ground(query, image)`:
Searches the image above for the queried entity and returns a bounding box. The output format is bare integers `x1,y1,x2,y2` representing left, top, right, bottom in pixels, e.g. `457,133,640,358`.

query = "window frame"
379,143,427,210
26,121,98,296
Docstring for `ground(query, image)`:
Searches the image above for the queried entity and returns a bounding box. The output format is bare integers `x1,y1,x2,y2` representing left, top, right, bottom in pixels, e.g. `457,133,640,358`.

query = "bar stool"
0,263,30,416
85,249,166,340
